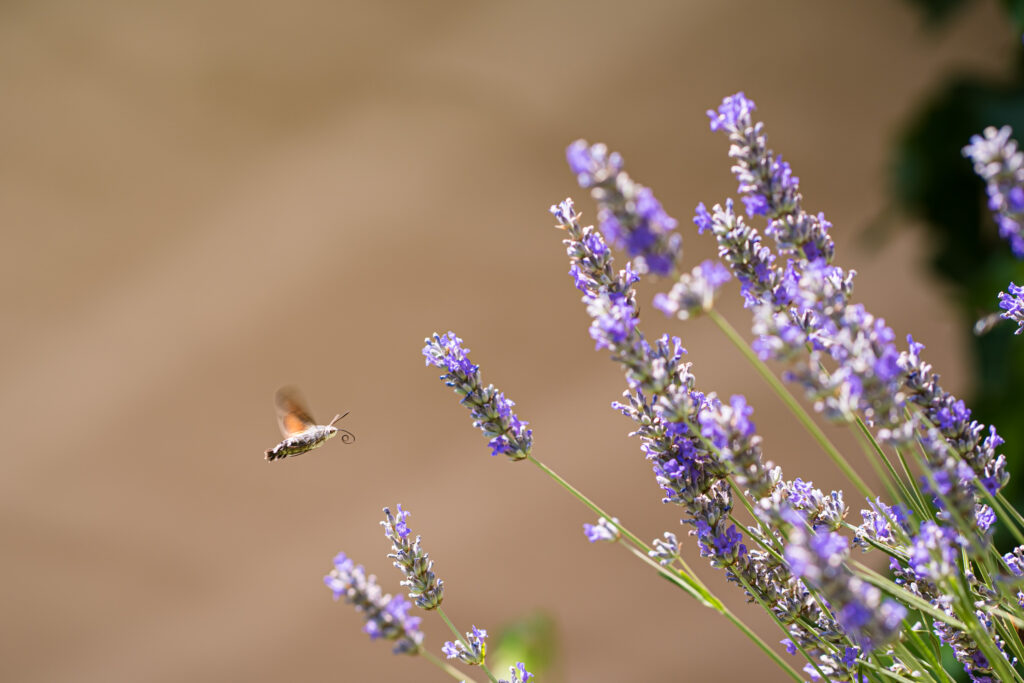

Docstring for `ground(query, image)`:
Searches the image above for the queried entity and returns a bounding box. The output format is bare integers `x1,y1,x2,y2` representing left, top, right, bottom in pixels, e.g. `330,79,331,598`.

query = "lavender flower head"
442,625,487,666
382,505,444,610
583,516,621,543
962,125,1024,257
707,92,834,262
653,259,731,320
423,331,533,460
784,520,906,653
907,521,961,583
499,662,534,683
566,140,682,276
998,282,1024,334
324,552,424,655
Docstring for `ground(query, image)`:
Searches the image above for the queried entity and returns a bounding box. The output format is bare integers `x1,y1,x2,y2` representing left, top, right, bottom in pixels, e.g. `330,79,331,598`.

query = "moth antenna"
329,411,349,426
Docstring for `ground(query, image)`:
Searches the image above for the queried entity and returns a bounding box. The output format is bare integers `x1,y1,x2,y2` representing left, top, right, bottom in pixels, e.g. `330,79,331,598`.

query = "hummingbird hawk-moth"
265,386,354,461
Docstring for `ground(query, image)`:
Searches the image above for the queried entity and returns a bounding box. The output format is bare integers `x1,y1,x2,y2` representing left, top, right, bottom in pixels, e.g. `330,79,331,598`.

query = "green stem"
422,648,478,683
848,560,966,631
624,544,719,609
892,635,949,683
436,608,498,683
526,455,650,554
709,309,874,499
529,454,806,679
898,619,954,683
528,453,724,606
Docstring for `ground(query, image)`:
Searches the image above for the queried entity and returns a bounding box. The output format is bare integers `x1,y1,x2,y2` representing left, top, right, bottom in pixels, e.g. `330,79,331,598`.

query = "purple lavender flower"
552,201,687,396
565,140,682,276
962,126,1024,257
1002,546,1024,608
423,332,533,460
583,516,621,543
653,259,731,320
707,92,829,265
853,498,911,550
382,505,444,610
907,521,960,583
499,662,534,683
587,291,639,351
998,282,1024,334
442,625,487,666
324,552,424,655
784,524,906,653
692,200,782,309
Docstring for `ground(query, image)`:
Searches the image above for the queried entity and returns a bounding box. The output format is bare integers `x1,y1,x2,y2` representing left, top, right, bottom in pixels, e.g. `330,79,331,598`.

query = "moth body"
265,425,338,461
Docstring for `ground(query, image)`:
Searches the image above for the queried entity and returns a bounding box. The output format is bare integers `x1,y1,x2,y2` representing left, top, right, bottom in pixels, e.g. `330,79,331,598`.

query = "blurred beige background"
1,1,1014,681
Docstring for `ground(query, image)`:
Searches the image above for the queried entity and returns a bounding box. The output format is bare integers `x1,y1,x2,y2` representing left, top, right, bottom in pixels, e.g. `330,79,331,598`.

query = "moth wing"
274,386,317,436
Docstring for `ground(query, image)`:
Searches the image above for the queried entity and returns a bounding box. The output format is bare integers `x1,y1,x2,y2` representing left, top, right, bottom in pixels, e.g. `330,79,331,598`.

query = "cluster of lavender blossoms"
326,505,534,683
566,139,682,276
963,125,1024,257
962,125,1024,342
324,91,1024,683
324,552,424,654
999,282,1024,334
551,92,1023,682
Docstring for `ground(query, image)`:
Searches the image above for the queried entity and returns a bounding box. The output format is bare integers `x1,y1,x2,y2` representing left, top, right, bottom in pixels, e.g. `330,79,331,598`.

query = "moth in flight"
265,386,354,461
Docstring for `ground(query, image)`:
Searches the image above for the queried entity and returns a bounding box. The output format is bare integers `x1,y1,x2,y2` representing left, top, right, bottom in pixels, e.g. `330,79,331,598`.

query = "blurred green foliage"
893,0,1024,539
490,612,558,681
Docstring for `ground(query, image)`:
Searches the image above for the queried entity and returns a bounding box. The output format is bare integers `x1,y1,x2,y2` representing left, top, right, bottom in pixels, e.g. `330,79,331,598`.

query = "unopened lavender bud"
649,531,680,566
382,505,444,610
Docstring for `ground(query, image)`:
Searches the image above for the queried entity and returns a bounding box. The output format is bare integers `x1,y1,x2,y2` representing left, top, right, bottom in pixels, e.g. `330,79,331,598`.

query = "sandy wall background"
1,2,1015,681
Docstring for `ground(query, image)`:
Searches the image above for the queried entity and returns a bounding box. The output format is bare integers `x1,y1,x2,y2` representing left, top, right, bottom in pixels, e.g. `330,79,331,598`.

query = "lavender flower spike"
442,625,487,666
566,140,682,276
707,91,834,263
784,519,906,654
423,331,533,460
998,282,1024,334
963,125,1024,257
583,516,621,543
382,505,444,610
499,662,534,683
653,259,731,320
324,552,424,655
